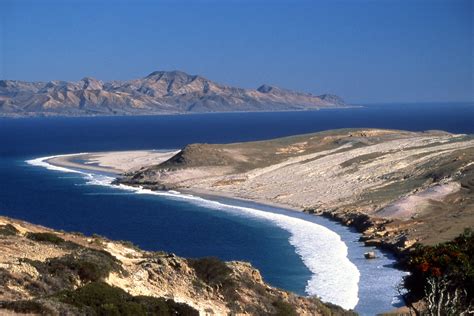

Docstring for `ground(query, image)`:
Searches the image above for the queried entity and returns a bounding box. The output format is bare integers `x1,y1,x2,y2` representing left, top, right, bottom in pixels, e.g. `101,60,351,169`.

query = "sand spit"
48,128,474,248
47,150,179,174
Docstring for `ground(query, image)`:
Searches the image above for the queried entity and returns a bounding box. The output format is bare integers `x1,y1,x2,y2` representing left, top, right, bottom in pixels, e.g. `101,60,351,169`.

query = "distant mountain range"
0,70,347,116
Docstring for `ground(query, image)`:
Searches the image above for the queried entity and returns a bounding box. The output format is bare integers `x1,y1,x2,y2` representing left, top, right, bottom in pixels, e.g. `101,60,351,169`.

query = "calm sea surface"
1,103,473,314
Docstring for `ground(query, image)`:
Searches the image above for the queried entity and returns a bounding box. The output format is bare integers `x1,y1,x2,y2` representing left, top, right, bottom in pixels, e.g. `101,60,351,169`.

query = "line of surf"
26,153,88,174
26,154,360,310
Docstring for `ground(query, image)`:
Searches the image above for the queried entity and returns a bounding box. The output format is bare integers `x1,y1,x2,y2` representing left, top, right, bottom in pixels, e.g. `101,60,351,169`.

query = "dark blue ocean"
1,103,473,314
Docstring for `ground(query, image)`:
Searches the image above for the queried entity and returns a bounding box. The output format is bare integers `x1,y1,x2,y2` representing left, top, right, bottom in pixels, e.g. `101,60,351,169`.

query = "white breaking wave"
26,154,88,174
26,154,360,309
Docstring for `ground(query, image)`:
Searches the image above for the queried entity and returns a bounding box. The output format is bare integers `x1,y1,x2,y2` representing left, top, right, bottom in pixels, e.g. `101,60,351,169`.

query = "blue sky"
0,0,472,103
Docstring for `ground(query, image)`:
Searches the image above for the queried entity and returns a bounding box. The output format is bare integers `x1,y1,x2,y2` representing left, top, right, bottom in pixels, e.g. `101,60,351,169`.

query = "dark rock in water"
364,251,376,259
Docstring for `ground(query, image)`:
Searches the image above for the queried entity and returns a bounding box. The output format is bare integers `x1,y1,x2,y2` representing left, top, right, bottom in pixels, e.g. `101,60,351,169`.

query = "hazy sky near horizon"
0,0,472,103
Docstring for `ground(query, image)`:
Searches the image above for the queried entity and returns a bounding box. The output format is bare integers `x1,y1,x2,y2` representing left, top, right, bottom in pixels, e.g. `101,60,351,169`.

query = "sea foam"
26,154,360,310
26,154,88,174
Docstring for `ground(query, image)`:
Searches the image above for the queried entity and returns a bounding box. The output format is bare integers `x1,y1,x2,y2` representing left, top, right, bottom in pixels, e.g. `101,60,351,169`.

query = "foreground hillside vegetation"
0,217,354,315
400,229,473,315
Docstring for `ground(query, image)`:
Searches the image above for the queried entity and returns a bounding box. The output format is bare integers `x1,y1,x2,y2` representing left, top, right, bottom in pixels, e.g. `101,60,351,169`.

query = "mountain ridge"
0,70,348,116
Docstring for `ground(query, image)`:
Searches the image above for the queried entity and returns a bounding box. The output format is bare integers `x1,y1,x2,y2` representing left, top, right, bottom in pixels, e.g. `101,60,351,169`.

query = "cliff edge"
0,216,353,315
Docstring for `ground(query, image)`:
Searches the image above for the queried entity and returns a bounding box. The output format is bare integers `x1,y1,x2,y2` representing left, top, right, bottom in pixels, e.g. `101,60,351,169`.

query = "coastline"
44,139,470,264
45,150,179,175
9,110,472,315
44,151,402,252
180,187,306,214
31,150,415,313
37,153,363,309
47,154,121,174
0,105,361,119
0,216,355,316
108,129,473,255
41,147,454,259
44,151,363,228
44,152,308,213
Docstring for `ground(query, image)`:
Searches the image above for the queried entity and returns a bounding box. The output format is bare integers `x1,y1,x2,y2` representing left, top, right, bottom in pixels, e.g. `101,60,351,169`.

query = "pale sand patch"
376,182,461,219
48,150,179,174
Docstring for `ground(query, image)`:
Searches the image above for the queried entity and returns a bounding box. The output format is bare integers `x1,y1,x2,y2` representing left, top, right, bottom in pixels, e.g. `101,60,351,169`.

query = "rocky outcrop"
0,71,347,117
304,208,418,256
363,252,376,259
0,216,355,315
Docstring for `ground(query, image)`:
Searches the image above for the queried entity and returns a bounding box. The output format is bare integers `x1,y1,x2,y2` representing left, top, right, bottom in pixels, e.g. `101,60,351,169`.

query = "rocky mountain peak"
79,77,103,90
317,94,346,105
0,80,12,88
257,84,276,93
146,70,195,81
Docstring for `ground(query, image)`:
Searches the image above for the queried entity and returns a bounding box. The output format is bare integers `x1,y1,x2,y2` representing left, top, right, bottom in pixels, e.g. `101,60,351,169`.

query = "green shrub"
187,257,232,287
135,295,199,316
27,248,123,292
92,233,106,239
402,228,474,313
54,282,198,315
0,268,13,283
272,299,297,316
118,240,140,251
26,232,65,245
26,231,80,250
0,300,51,314
55,249,121,283
313,298,357,316
0,223,19,236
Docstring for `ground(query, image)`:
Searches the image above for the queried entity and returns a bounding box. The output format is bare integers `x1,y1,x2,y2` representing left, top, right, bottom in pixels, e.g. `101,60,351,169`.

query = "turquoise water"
1,103,473,314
